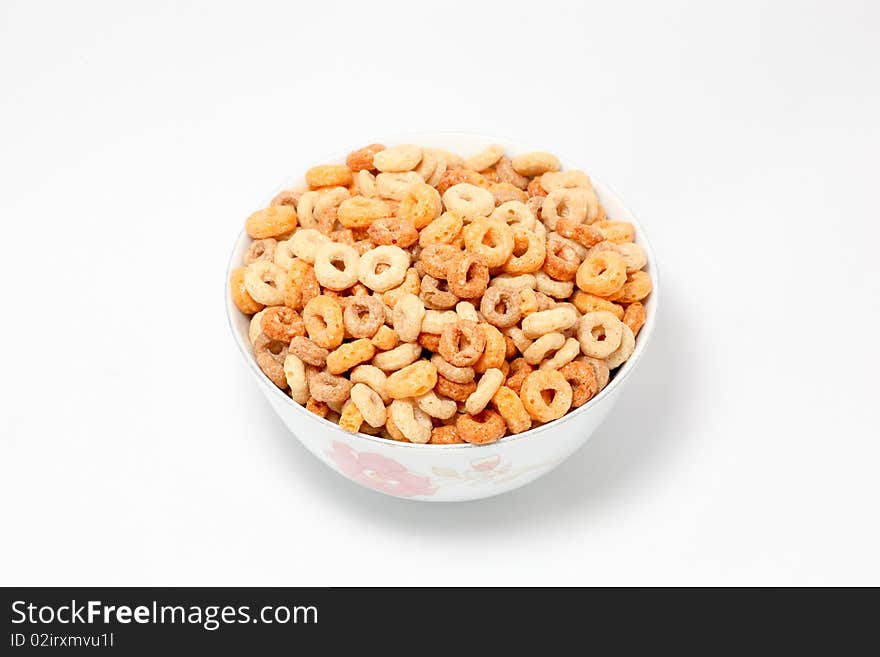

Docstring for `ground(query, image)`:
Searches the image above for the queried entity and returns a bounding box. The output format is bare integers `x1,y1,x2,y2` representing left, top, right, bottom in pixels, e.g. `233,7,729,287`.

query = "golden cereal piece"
519,370,572,423
491,385,532,434
246,205,298,239
305,164,353,189
230,267,264,315
326,338,375,375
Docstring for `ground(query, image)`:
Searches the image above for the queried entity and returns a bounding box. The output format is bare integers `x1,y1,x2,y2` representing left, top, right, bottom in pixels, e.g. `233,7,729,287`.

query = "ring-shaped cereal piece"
429,425,464,444
446,252,489,299
608,270,653,303
523,332,566,365
302,295,344,350
479,286,522,328
421,310,459,334
502,228,546,274
308,371,353,405
372,343,422,372
490,200,536,230
386,360,438,399
505,358,534,394
430,354,475,384
521,305,579,338
314,242,360,291
489,181,528,206
350,382,387,428
270,187,303,208
350,365,390,403
575,250,627,297
288,228,331,265
572,290,624,319
419,211,463,247
623,301,647,337
463,144,504,172
229,267,264,314
346,143,385,172
540,170,592,192
455,300,479,322
388,399,432,444
491,385,532,434
580,356,610,391
418,332,441,351
559,360,598,408
420,244,462,279
544,238,582,282
438,320,487,367
463,220,515,268
373,144,422,173
455,409,506,445
246,205,298,239
253,334,289,389
434,375,477,402
539,337,581,370
337,196,391,229
606,324,636,369
288,336,329,367
419,275,459,310
375,171,422,200
326,338,376,375
260,306,305,342
244,238,277,266
382,267,421,307
594,220,636,243
305,164,353,189
416,390,457,420
342,295,385,338
464,368,505,415
399,182,442,229
473,323,506,374
511,152,560,178
442,183,495,219
358,245,410,292
577,311,624,359
535,271,573,299
283,353,309,404
243,261,286,306
541,188,591,230
367,216,418,248
391,293,426,342
495,157,530,189
519,369,573,423
556,217,603,248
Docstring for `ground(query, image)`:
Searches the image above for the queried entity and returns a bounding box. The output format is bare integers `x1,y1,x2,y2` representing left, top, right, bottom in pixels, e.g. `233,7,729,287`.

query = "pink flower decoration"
327,441,436,498
471,455,501,472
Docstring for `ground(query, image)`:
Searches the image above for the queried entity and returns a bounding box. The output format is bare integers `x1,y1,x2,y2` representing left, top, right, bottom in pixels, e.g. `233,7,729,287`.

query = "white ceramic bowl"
226,133,658,502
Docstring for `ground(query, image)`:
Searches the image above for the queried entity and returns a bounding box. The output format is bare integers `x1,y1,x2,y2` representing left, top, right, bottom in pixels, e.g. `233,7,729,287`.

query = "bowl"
226,132,659,502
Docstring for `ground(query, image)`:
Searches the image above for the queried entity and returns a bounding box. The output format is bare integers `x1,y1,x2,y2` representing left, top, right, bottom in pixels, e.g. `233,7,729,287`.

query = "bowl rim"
225,131,660,450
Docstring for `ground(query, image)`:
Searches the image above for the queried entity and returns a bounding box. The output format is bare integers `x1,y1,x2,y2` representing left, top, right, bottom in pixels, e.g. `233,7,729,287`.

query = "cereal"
230,267,264,315
253,334,289,388
465,368,505,415
399,182,442,229
350,382,387,428
446,252,489,299
346,143,385,171
429,425,464,444
372,342,422,371
623,301,647,337
246,205,298,239
326,338,375,374
456,409,506,445
343,295,385,338
261,306,305,342
417,390,457,420
521,305,578,338
491,386,532,434
231,141,652,443
306,164,353,189
439,320,487,367
559,360,597,407
288,336,329,367
442,183,495,219
519,370,572,422
303,295,345,349
606,324,635,369
523,332,566,365
283,353,310,404
577,311,624,359
386,360,438,399
480,286,522,328
314,242,360,290
575,250,627,297
244,261,287,306
511,152,560,177
337,196,391,229
391,293,426,342
367,216,418,247
388,399,432,443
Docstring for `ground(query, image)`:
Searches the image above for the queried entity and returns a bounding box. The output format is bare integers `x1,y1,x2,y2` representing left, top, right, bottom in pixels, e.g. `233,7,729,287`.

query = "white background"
1,0,878,586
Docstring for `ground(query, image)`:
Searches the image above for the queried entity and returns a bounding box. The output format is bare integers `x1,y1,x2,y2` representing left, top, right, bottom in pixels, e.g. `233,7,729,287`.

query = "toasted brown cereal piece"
436,167,486,195
480,286,522,328
456,409,506,445
473,323,506,374
253,334,289,389
420,243,461,279
607,270,652,303
244,238,277,266
463,220,515,268
491,386,532,434
367,216,419,248
623,302,647,337
429,425,464,444
288,336,329,367
306,397,330,418
346,143,385,171
420,275,459,310
495,157,530,189
399,182,442,229
261,306,305,342
419,211,463,247
435,375,477,402
303,295,344,350
438,320,487,367
308,371,353,405
418,332,441,351
343,295,385,338
575,250,627,297
593,220,635,243
383,267,421,307
446,252,489,299
544,237,582,282
505,358,534,394
559,360,598,407
338,400,364,434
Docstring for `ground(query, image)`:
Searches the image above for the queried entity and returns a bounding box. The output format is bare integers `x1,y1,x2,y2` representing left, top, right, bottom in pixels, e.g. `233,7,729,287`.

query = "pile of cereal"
230,143,651,444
